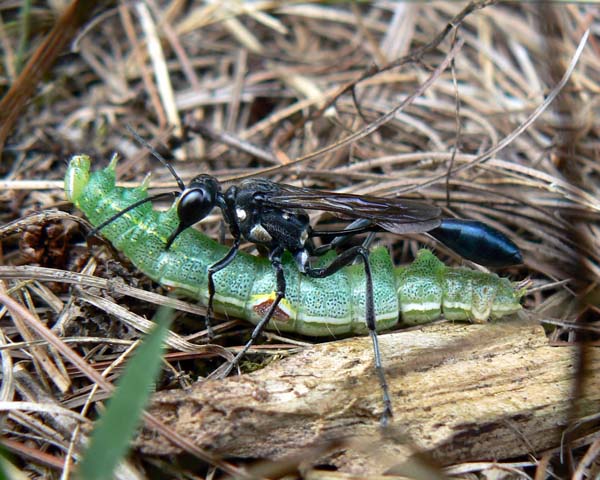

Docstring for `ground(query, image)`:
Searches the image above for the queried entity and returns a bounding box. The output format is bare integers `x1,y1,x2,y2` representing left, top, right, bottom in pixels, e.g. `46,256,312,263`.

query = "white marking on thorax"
250,224,272,243
236,208,247,221
300,229,308,245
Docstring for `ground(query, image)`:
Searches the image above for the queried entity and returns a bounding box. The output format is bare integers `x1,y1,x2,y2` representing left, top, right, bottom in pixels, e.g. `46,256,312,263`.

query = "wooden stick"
138,320,600,474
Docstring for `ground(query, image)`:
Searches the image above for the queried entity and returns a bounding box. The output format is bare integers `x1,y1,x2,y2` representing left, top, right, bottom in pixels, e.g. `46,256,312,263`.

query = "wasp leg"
304,245,393,427
310,218,379,255
206,237,241,338
220,246,286,377
311,219,382,259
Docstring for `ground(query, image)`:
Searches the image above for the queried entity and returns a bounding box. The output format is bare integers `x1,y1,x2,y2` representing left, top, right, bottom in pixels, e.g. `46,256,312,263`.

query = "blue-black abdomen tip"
432,219,523,267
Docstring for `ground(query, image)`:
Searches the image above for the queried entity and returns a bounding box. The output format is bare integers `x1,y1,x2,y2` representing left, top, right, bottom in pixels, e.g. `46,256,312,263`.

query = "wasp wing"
262,183,442,234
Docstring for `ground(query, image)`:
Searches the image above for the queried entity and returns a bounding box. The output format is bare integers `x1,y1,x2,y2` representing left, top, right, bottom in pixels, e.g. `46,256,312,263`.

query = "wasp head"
166,175,220,249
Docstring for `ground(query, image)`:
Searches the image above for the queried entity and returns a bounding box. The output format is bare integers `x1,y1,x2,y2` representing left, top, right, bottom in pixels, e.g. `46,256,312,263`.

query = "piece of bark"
138,320,600,474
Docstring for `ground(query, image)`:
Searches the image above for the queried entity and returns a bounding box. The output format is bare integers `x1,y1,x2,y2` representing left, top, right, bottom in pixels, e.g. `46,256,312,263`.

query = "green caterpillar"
65,155,524,336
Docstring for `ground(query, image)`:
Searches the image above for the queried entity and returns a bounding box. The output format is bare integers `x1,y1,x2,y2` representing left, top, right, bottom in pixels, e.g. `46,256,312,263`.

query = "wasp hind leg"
303,245,393,427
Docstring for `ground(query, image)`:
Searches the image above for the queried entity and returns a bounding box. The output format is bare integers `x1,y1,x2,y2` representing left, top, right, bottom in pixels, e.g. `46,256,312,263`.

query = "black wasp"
92,130,522,426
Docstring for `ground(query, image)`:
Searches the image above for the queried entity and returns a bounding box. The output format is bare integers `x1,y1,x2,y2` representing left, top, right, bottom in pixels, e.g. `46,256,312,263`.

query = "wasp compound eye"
178,187,215,225
166,185,218,249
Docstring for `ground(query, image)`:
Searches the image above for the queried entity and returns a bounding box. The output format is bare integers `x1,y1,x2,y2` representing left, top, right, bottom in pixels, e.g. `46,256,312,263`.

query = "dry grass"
0,1,599,478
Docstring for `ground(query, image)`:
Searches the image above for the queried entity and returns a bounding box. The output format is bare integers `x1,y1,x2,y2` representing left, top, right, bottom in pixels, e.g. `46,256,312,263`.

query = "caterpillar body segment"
65,155,523,336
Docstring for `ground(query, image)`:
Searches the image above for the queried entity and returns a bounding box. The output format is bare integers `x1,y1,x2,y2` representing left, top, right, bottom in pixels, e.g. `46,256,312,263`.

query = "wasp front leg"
219,246,286,377
205,238,241,338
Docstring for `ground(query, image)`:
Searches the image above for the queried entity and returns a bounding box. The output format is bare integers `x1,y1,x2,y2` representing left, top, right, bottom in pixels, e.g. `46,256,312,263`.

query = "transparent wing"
261,182,443,234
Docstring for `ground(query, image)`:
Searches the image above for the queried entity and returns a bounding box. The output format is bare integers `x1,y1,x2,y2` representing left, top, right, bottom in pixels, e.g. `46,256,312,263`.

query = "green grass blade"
0,443,20,480
78,307,172,480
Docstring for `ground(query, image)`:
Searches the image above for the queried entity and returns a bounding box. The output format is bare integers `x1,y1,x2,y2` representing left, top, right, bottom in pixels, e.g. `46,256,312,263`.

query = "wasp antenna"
88,191,179,238
108,152,119,171
125,124,186,191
